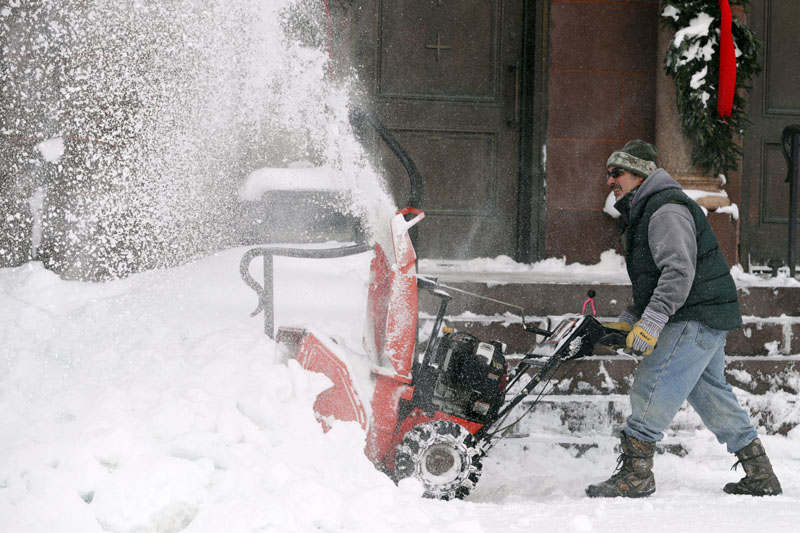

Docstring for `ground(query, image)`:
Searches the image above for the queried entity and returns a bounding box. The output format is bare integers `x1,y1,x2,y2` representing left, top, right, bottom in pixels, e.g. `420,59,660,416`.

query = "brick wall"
545,0,660,264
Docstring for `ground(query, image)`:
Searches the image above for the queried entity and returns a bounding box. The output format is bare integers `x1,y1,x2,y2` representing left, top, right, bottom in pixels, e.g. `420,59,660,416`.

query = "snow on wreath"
661,0,761,175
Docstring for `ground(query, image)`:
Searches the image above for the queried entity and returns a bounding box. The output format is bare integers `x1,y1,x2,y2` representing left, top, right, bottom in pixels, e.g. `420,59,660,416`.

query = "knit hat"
607,140,658,178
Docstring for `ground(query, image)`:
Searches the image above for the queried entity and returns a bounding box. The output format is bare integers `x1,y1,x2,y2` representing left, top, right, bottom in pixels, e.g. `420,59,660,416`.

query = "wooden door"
352,0,533,259
741,1,800,269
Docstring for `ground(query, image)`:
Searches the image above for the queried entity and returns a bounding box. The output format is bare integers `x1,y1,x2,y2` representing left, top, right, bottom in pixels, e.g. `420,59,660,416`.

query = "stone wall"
545,0,659,264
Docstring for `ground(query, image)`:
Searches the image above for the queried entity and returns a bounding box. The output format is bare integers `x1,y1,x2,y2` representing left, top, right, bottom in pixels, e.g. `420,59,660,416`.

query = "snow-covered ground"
1,249,798,533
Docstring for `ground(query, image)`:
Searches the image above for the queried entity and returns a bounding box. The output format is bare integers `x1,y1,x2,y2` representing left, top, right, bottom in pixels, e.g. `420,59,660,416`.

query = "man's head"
606,140,658,199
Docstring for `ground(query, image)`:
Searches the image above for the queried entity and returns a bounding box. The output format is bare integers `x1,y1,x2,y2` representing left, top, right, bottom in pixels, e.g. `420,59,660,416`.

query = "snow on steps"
507,392,799,440
416,277,800,435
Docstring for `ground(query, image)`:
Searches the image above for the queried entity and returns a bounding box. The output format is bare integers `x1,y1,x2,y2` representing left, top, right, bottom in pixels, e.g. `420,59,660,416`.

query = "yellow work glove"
625,309,669,355
604,309,637,332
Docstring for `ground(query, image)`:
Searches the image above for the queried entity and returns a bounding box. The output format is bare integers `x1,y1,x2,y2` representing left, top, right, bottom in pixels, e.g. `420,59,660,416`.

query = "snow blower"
240,109,626,499
262,207,626,500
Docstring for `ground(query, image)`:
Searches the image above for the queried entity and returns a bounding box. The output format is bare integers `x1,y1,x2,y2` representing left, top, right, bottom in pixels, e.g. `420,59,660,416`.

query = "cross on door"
425,33,451,62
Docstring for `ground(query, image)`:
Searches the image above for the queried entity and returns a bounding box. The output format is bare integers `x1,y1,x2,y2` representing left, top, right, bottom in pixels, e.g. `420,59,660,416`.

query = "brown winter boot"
724,438,782,496
586,432,656,498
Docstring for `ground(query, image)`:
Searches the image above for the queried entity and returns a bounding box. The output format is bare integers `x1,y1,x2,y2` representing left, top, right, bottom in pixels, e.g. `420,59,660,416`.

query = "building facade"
1,0,798,276
335,0,799,270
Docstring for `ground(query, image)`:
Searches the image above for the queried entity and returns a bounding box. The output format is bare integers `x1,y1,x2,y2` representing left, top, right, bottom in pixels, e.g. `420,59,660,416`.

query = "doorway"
351,0,545,261
741,1,800,270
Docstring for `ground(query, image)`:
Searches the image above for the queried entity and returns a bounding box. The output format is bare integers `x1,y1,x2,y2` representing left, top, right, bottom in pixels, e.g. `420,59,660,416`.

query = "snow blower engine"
412,327,508,428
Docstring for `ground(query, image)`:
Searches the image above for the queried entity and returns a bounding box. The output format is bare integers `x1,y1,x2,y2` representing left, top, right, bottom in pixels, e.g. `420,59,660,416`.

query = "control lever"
525,325,554,337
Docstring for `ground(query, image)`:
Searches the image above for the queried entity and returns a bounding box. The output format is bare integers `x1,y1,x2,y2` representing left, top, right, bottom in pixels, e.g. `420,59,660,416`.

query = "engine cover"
413,332,507,424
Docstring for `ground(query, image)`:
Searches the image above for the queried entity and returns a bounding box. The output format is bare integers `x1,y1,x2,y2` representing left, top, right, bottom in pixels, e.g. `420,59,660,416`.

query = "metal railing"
782,125,800,277
240,108,425,336
240,243,373,337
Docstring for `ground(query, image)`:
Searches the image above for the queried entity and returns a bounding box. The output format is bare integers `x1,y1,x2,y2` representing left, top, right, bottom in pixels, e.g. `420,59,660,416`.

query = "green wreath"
661,0,761,175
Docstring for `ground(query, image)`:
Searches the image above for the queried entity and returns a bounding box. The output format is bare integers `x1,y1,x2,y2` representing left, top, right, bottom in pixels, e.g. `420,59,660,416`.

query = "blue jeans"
624,320,757,453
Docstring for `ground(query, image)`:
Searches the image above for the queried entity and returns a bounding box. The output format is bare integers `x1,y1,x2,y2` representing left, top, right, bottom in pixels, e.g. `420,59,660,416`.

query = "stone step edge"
418,312,800,357
504,394,798,436
420,312,800,327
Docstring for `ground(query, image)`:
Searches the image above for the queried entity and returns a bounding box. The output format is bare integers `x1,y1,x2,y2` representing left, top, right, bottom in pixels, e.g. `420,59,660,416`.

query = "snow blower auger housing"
263,208,626,500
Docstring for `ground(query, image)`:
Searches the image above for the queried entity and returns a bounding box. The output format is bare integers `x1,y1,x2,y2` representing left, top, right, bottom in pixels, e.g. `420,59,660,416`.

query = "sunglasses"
605,168,626,180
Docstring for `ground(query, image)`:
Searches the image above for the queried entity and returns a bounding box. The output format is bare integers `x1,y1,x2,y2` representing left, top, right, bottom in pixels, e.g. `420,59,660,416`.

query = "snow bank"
0,250,428,533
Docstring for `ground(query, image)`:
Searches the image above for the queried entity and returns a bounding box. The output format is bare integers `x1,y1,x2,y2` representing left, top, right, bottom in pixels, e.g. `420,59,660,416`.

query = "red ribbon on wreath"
717,0,736,118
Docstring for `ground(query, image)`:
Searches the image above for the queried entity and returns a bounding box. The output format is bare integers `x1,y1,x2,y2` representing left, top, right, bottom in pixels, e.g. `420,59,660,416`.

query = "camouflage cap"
607,140,658,178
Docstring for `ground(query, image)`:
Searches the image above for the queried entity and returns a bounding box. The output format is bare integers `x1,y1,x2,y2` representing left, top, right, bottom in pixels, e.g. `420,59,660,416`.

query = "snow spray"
0,0,395,280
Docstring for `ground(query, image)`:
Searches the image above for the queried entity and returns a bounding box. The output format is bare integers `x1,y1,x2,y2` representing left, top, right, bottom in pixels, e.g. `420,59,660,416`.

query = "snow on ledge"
731,266,800,288
240,161,348,201
420,250,800,288
419,250,629,285
603,189,736,220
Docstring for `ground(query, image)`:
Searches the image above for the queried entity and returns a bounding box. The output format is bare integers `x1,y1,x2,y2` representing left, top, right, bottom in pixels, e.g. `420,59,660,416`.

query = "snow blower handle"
596,328,628,351
524,325,553,337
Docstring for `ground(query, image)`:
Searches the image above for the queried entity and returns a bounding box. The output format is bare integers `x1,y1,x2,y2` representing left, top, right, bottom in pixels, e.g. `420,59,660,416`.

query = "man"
585,140,782,498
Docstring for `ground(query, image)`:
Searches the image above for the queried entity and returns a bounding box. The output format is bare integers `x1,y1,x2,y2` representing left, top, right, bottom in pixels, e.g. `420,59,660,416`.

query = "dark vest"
625,188,742,331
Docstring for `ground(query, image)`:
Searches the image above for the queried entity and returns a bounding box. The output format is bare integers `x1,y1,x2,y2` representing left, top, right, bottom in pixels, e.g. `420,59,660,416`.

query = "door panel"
386,129,498,214
741,0,800,268
379,0,496,100
355,0,526,259
763,4,800,113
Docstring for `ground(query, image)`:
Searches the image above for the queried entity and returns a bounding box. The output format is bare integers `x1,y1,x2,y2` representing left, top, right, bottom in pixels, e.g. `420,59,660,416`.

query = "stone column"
654,1,739,265
654,8,730,211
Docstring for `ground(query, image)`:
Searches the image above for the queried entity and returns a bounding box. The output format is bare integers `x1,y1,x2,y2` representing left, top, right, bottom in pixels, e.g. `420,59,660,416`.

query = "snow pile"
2,249,797,533
0,250,417,533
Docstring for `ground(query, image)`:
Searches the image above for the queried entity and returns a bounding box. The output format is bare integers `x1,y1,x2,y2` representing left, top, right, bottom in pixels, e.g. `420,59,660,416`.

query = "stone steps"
417,279,800,356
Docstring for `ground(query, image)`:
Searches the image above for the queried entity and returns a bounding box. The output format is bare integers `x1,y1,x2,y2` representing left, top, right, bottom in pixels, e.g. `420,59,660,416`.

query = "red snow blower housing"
251,207,625,500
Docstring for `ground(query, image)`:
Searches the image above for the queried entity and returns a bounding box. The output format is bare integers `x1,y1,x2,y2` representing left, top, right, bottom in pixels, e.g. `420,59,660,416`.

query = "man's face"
606,167,644,199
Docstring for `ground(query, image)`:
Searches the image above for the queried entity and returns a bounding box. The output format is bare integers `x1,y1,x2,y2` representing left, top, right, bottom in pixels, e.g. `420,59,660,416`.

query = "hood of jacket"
631,168,682,210
613,168,682,225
